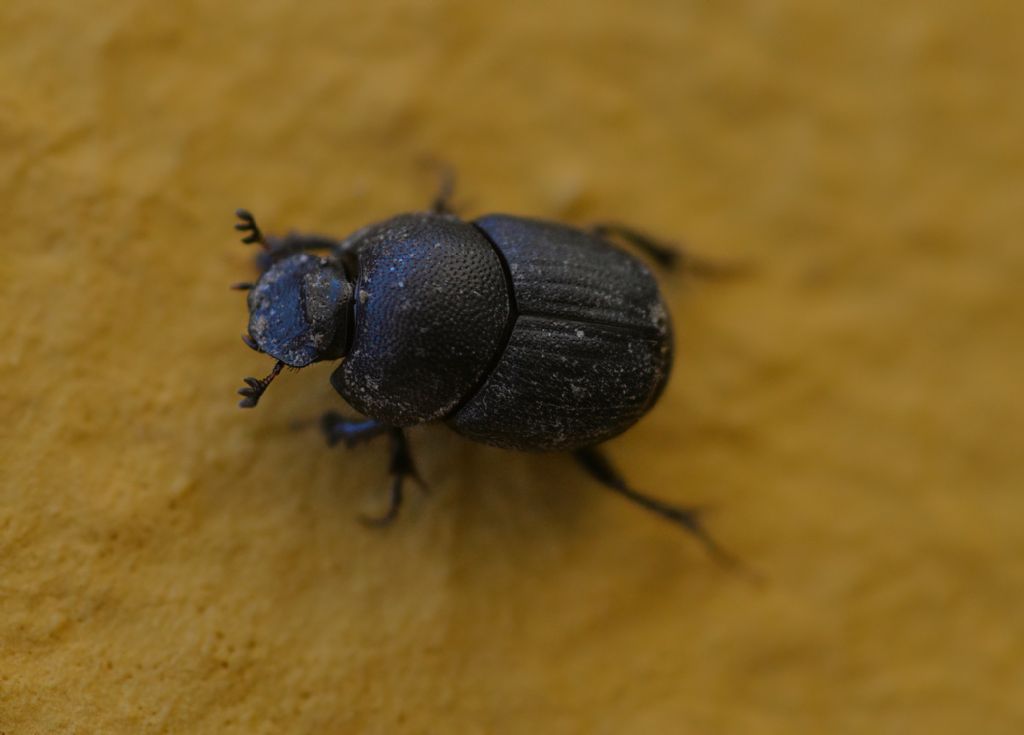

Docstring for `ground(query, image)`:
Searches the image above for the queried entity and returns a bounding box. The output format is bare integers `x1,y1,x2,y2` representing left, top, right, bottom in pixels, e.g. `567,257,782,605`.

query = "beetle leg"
359,428,425,526
320,415,424,525
573,446,742,570
591,223,741,277
360,473,405,527
320,412,390,447
428,164,457,215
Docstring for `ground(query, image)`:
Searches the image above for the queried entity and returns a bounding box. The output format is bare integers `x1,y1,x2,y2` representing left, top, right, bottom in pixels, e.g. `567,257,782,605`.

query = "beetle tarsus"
573,446,745,573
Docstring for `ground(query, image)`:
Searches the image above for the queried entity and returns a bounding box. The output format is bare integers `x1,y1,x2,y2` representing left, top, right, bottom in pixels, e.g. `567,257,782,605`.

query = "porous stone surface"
2,1,1022,732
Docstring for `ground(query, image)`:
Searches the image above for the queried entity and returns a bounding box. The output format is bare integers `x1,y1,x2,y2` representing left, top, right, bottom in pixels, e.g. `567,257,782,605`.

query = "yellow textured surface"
2,1,1022,732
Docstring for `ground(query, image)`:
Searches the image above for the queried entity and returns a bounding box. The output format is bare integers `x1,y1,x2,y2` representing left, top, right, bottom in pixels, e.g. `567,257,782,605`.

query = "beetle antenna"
231,281,254,291
237,360,284,408
234,208,269,249
241,333,261,352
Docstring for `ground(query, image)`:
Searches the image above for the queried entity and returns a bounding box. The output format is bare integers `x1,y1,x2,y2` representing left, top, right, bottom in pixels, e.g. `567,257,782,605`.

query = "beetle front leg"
573,446,742,571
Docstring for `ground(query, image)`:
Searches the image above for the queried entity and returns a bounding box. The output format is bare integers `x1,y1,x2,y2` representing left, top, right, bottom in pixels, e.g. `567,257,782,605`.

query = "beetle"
231,178,735,565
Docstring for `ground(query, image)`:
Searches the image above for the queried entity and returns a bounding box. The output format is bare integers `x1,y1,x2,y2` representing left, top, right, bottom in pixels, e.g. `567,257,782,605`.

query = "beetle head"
235,253,353,408
244,253,354,369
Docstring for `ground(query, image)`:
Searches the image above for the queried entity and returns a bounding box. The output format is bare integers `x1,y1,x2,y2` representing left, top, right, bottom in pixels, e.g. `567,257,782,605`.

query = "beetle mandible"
231,177,734,564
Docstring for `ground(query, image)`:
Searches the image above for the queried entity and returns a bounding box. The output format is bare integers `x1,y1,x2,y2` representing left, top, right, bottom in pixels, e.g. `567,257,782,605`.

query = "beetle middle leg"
573,446,741,570
320,413,425,525
591,223,741,277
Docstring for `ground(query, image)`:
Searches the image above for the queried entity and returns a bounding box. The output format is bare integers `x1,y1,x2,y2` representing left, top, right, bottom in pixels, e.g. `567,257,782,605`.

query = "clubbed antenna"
237,360,284,408
235,208,268,249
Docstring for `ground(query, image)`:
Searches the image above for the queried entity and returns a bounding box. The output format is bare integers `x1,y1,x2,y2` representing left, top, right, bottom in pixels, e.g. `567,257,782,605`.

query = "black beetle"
232,178,735,564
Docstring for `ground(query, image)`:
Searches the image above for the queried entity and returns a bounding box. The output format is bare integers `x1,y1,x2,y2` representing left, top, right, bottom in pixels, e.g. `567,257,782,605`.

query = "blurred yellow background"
2,0,1022,732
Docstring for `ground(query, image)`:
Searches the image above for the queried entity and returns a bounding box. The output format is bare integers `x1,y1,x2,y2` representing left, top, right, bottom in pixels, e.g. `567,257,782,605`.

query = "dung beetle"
232,178,736,565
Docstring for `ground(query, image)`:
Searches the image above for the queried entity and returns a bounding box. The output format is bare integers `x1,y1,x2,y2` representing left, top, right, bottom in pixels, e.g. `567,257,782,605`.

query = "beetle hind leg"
573,446,742,570
427,163,457,215
320,413,425,525
591,223,742,277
